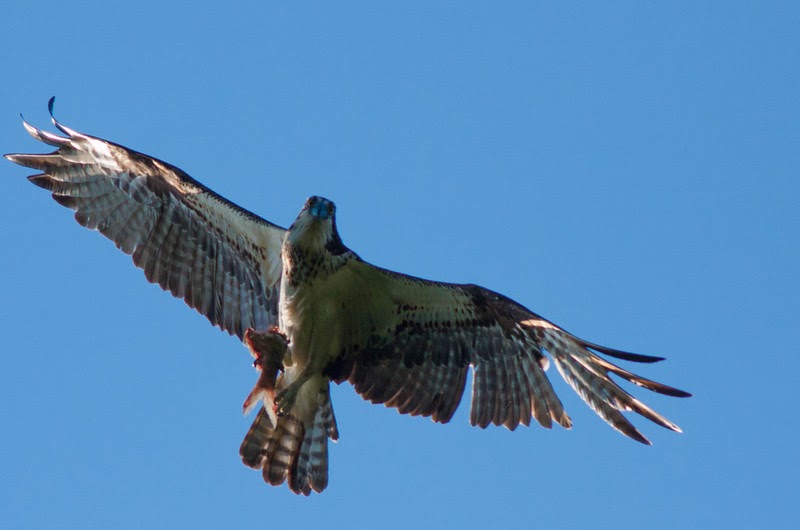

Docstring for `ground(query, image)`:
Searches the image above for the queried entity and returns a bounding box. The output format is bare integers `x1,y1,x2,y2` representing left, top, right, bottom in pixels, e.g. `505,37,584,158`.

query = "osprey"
6,99,690,495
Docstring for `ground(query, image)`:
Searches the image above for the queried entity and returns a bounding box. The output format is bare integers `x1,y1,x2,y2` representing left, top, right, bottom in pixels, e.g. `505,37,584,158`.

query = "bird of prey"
6,99,690,496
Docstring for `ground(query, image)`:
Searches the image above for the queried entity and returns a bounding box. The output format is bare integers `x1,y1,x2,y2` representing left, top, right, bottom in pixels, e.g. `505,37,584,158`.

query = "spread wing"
5,99,286,339
328,261,690,444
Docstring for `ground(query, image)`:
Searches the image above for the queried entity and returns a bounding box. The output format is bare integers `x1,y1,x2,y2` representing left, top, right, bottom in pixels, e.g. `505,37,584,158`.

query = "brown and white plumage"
309,260,688,442
6,100,689,496
6,98,284,340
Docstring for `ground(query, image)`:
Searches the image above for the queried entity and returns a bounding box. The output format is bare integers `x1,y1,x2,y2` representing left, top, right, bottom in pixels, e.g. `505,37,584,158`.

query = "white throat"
286,212,330,252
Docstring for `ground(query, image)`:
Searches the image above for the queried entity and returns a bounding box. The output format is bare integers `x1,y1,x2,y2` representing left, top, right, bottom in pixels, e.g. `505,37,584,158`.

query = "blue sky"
1,2,797,528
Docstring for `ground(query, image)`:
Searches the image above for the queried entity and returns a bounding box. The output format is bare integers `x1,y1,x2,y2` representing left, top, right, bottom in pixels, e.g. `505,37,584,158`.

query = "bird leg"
274,371,313,417
242,327,289,426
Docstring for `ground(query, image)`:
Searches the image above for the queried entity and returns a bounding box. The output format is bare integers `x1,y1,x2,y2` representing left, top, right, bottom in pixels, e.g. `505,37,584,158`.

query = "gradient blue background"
1,3,797,528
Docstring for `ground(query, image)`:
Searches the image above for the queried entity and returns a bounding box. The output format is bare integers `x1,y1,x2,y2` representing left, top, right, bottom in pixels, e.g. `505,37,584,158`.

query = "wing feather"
332,261,687,442
6,101,285,339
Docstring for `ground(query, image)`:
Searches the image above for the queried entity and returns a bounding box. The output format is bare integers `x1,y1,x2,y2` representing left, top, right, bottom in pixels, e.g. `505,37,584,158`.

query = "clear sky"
1,2,797,529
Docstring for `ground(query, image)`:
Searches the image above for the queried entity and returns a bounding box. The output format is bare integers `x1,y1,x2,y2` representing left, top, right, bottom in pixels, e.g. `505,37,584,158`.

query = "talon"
275,385,299,417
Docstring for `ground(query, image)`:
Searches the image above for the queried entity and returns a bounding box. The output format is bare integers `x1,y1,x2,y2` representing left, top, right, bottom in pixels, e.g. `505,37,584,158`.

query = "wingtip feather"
27,174,54,190
663,388,692,398
14,117,68,147
47,96,76,136
584,341,666,363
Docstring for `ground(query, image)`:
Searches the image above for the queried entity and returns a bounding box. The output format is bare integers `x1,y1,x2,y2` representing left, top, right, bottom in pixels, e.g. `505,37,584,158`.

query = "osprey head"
287,196,348,255
306,195,335,220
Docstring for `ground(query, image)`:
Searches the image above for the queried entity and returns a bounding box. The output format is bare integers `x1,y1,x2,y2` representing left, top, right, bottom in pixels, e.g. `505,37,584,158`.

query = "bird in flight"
6,99,690,495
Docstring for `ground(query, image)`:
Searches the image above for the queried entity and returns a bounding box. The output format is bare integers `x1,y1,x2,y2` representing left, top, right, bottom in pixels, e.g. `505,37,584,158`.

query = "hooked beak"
308,200,331,220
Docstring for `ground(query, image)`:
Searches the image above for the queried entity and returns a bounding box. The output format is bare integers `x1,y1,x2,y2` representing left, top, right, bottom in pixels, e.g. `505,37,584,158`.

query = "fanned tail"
239,385,339,495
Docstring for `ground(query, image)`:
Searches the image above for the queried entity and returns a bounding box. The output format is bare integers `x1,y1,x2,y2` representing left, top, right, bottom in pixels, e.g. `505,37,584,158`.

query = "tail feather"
240,385,339,495
290,424,314,495
265,415,305,487
239,407,273,468
289,395,339,494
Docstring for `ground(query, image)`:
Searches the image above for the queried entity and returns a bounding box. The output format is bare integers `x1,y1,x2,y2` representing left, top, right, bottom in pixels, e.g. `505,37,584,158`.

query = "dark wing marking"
5,99,286,339
329,262,689,443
